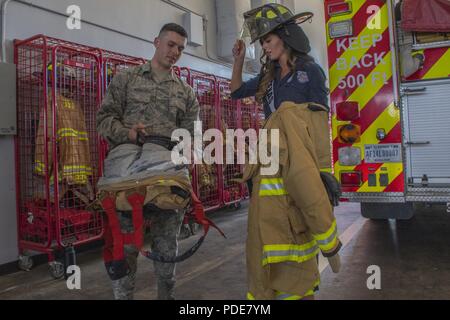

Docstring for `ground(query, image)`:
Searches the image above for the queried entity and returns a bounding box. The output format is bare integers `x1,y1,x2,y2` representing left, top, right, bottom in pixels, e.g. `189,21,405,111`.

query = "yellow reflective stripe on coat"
157,179,179,186
62,165,92,175
62,166,92,184
49,174,62,184
62,166,93,184
259,178,288,196
34,160,45,174
275,279,320,300
61,98,75,109
320,167,332,173
57,128,88,141
262,241,319,266
247,292,256,300
312,220,339,252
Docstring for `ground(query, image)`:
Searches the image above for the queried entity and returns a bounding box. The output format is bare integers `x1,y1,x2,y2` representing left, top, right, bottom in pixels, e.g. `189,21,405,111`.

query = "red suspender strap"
100,194,125,261
126,191,146,250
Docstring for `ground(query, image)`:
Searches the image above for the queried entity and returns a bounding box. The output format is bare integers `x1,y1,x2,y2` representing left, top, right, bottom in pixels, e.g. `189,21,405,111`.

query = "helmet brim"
246,11,314,44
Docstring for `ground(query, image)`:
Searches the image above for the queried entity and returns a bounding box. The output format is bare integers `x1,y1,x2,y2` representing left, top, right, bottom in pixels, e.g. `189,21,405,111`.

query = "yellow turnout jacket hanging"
34,93,92,187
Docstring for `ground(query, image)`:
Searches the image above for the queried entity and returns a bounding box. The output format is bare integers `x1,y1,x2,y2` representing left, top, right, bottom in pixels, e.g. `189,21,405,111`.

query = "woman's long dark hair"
255,35,314,104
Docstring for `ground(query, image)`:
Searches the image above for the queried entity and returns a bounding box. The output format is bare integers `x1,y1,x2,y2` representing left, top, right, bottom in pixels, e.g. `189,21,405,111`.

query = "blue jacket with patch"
231,58,329,118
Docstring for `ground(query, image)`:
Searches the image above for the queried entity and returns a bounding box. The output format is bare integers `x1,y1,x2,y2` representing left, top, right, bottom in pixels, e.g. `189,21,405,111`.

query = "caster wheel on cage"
48,261,65,279
18,255,33,271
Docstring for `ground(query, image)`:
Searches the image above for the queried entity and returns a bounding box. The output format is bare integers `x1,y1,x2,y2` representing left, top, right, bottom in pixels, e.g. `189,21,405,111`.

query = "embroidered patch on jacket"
296,71,309,83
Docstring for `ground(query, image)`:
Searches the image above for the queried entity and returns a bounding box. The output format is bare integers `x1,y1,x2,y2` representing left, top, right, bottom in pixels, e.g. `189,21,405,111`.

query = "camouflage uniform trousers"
110,205,185,300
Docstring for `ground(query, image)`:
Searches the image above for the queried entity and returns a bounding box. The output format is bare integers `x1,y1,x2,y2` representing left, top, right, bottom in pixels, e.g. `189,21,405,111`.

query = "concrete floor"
0,201,449,300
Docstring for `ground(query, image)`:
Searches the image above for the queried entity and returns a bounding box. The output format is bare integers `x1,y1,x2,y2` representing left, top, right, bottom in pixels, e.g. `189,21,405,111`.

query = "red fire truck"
324,0,450,218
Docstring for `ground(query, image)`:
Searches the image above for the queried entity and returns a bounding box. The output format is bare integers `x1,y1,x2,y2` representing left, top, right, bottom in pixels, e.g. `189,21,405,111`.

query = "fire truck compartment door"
402,78,450,186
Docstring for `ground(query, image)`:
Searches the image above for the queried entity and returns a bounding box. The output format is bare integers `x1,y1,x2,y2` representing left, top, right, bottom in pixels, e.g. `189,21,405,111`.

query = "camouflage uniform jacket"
97,61,200,148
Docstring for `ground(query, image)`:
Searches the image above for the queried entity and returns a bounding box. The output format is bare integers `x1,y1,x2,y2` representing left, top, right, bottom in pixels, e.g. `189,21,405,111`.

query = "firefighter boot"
109,246,138,300
157,278,175,300
112,275,135,300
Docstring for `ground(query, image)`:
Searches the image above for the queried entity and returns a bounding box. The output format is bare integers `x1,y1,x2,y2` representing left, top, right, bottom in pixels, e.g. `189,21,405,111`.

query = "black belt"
136,132,178,151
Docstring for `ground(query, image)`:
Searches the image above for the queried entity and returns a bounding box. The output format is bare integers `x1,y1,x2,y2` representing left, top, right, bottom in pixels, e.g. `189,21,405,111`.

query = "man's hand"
232,39,246,62
128,122,147,143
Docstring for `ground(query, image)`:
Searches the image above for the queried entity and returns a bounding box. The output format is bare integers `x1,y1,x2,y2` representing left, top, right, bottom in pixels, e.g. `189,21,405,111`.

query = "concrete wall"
4,0,249,76
0,0,255,265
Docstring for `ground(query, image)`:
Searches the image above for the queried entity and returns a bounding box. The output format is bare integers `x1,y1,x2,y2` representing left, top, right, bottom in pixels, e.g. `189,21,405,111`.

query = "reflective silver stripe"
259,178,288,196
276,293,299,300
260,183,284,190
316,227,338,247
263,246,318,258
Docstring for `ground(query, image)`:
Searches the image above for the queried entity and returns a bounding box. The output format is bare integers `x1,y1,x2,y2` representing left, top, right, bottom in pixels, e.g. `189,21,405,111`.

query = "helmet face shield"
242,16,273,43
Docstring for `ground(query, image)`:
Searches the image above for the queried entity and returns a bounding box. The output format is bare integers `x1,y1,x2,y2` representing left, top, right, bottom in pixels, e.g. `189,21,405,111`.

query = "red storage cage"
188,70,222,212
217,78,244,207
177,68,198,202
255,105,265,132
179,67,191,84
14,35,103,278
238,96,260,199
172,65,181,79
101,50,146,95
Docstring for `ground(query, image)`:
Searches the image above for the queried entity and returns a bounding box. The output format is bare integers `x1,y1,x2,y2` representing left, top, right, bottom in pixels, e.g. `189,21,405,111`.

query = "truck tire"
361,202,414,220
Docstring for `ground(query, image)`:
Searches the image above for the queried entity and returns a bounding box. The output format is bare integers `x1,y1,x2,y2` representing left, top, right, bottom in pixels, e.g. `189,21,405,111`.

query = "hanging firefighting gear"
97,138,225,280
239,101,342,300
395,1,426,78
34,64,93,202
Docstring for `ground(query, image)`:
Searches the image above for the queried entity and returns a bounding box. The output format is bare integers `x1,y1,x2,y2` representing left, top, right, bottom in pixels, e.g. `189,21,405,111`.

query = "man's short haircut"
159,23,188,38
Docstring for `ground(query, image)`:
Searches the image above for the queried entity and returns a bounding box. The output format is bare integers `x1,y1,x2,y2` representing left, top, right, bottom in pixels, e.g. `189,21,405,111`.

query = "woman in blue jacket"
231,4,329,118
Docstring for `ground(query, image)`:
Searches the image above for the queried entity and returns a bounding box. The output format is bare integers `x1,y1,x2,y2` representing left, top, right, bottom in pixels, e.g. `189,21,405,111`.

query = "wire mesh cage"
101,50,146,93
14,35,104,277
256,105,265,132
238,96,260,199
175,68,198,205
217,79,243,206
189,70,222,212
179,67,191,84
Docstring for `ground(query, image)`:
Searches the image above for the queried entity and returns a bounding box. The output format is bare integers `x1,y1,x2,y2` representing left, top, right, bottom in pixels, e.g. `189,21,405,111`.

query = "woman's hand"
231,39,245,92
232,39,246,62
